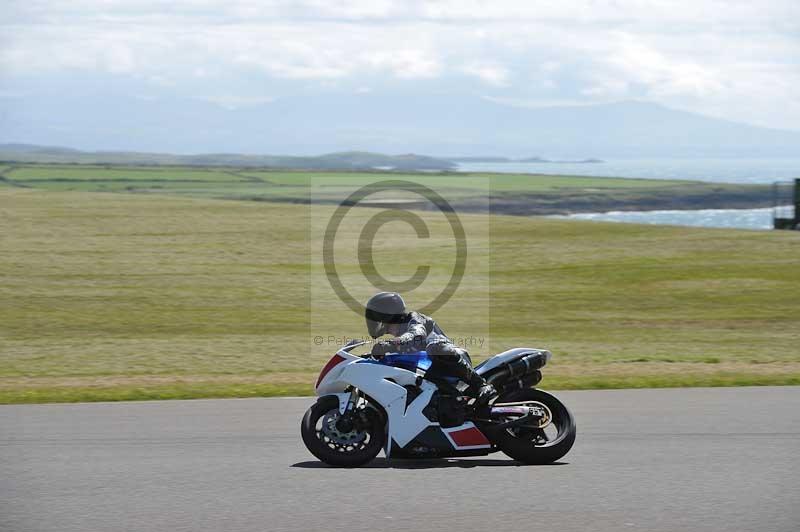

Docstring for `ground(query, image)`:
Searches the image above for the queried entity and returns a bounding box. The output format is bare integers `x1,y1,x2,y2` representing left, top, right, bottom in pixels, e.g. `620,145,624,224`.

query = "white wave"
551,206,793,230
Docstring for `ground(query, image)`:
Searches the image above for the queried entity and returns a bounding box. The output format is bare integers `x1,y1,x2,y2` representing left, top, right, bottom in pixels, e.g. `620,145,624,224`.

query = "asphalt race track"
2,387,798,532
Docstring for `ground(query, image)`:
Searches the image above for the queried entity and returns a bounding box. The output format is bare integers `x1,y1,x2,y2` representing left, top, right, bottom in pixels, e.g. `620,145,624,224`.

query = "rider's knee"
428,341,469,361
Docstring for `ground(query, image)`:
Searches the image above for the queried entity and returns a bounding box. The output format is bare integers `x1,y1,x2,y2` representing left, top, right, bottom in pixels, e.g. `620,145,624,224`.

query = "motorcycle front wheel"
301,396,385,467
494,388,576,464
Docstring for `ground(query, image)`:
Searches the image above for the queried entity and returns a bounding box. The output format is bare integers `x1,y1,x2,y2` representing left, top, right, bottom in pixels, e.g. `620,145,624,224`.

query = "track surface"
2,387,798,532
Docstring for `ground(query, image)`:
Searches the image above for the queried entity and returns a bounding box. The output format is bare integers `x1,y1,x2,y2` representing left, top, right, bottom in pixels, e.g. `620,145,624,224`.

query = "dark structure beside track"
773,178,800,230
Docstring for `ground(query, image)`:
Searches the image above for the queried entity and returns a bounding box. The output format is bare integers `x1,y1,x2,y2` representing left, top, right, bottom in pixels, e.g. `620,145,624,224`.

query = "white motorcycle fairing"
315,348,491,457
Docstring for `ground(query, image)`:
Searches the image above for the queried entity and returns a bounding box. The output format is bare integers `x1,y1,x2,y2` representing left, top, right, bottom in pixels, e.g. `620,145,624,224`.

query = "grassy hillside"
0,163,773,214
1,188,798,403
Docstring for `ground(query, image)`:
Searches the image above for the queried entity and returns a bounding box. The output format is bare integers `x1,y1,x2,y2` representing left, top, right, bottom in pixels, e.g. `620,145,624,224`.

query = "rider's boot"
448,355,497,408
429,343,498,408
469,374,498,409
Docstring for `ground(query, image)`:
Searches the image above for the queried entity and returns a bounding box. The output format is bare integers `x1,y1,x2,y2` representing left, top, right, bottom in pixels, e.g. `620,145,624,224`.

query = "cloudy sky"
2,0,799,150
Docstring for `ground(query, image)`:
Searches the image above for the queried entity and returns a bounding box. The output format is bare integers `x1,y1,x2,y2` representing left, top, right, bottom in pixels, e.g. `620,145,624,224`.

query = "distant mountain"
0,145,455,171
0,143,82,154
3,91,800,157
310,151,454,170
446,156,513,163
515,156,603,163
446,155,603,163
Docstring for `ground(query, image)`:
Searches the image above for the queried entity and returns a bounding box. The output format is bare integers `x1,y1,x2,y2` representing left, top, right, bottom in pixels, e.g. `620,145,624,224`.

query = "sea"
456,158,800,230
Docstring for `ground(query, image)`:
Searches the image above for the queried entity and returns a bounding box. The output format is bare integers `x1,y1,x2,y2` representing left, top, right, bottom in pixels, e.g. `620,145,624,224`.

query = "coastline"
485,188,774,216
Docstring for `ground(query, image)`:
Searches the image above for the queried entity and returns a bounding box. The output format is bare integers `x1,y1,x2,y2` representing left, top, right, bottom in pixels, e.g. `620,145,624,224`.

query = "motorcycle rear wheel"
494,388,576,464
301,396,385,467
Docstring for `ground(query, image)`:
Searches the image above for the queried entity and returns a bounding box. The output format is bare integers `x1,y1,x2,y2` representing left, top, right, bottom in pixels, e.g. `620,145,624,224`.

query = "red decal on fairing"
316,354,346,388
449,427,490,447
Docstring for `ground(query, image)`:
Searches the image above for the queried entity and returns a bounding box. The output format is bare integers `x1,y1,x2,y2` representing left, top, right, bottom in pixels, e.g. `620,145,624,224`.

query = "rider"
364,291,497,407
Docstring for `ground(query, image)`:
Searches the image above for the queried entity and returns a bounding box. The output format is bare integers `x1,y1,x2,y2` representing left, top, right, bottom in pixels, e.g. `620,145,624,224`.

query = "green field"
0,163,772,214
5,166,249,182
1,187,798,404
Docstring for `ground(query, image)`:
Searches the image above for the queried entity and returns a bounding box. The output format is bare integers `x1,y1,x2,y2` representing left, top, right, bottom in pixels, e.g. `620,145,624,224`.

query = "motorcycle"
301,340,576,466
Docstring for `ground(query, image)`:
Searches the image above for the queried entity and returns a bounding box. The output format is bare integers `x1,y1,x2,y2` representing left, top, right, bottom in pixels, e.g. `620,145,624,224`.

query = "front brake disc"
321,412,367,445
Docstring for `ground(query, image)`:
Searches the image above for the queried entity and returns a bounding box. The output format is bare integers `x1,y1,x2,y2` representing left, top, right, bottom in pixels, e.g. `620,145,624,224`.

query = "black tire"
494,388,576,465
301,396,385,467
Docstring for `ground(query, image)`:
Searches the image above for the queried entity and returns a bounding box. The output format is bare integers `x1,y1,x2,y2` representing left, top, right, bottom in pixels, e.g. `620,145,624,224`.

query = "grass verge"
2,370,798,404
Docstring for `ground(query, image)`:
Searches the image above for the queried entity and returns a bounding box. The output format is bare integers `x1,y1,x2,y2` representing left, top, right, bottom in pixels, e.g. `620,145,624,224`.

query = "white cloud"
461,62,510,87
589,32,727,98
201,95,275,110
362,49,441,79
1,0,799,129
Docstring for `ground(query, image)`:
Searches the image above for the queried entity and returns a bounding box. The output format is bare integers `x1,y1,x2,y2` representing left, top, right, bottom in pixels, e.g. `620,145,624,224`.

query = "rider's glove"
371,340,393,359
